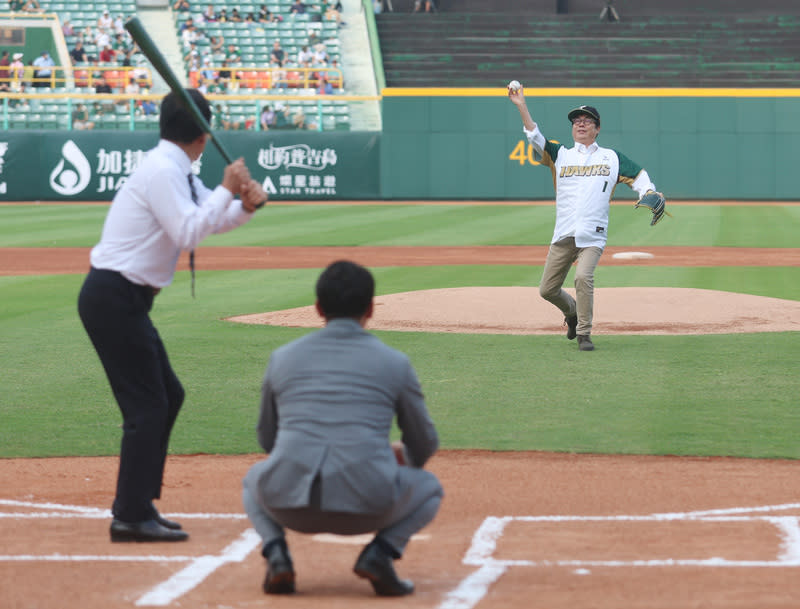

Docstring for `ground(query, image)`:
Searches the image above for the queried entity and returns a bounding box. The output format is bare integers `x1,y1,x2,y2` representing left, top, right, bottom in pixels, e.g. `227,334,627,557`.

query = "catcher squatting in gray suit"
242,260,443,596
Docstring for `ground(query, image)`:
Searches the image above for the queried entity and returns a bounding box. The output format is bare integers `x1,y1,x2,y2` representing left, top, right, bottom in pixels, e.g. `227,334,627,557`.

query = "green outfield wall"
381,89,800,200
2,90,800,201
0,131,379,201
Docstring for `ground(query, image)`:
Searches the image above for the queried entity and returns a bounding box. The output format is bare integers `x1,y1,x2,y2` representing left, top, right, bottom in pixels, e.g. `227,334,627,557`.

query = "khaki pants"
538,237,603,336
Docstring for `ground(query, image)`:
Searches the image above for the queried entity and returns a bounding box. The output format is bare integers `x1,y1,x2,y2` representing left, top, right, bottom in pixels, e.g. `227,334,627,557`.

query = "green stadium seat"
41,113,60,129
9,113,28,130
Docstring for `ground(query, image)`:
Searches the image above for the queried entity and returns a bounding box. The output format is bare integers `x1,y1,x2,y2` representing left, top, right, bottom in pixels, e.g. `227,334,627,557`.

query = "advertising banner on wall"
0,131,380,201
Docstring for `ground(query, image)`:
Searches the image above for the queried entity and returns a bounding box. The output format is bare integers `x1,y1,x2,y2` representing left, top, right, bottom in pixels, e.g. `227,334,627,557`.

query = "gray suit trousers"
242,460,443,556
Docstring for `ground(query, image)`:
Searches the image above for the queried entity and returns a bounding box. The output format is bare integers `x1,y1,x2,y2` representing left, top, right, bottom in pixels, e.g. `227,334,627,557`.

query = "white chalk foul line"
135,528,261,607
439,562,508,609
0,554,194,562
439,503,800,609
0,499,109,515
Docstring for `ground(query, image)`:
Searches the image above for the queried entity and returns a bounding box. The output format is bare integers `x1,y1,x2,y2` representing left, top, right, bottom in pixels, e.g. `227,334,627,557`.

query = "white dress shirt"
90,139,253,288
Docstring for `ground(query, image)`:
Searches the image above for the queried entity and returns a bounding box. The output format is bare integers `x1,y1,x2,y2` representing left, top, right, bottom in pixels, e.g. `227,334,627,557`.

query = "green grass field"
1,203,798,459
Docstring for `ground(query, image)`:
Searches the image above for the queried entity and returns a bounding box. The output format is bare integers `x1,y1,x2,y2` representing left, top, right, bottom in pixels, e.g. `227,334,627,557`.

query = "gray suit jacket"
254,318,439,515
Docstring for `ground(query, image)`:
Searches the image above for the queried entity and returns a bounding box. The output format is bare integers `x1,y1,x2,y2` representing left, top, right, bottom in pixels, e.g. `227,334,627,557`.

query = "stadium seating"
174,0,349,131
3,0,349,130
376,11,800,88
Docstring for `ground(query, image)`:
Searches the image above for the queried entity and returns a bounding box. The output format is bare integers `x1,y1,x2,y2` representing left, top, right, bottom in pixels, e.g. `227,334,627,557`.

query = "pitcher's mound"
228,287,800,335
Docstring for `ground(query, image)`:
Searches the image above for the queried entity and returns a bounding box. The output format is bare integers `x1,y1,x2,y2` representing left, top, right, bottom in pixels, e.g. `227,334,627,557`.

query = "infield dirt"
3,243,800,609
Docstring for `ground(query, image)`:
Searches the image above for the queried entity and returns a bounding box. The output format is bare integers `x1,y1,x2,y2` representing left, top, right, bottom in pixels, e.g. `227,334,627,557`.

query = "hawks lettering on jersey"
559,164,611,178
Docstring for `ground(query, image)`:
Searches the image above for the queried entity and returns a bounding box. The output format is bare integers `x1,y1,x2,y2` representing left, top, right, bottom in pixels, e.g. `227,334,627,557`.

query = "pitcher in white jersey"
508,85,660,351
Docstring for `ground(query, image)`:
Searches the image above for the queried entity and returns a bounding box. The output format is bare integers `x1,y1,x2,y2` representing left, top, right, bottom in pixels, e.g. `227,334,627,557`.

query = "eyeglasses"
571,117,596,126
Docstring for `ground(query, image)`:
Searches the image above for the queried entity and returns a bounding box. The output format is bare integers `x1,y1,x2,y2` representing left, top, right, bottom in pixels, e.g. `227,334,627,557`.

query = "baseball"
508,80,522,92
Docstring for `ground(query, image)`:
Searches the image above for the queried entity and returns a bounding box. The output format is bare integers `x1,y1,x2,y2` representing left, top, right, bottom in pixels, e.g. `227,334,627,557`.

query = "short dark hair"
316,260,374,320
159,88,211,143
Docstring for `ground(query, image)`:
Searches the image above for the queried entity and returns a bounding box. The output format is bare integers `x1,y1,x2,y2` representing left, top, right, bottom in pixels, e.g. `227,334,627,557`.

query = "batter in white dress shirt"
78,88,267,542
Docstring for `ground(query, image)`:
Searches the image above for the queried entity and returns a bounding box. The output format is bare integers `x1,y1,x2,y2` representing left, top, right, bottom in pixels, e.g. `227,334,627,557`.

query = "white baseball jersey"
524,124,656,248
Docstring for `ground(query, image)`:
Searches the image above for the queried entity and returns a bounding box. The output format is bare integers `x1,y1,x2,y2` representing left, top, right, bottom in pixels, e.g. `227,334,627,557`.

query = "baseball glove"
635,190,668,226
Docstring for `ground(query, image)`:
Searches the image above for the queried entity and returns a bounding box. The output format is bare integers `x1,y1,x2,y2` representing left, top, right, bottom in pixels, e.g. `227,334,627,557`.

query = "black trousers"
78,267,184,522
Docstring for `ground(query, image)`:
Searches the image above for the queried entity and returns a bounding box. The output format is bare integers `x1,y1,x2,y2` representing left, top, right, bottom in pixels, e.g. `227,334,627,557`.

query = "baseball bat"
125,16,234,164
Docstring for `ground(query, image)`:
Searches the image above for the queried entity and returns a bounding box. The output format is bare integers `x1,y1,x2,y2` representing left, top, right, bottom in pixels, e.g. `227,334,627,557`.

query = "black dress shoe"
110,518,189,542
353,540,414,597
155,513,182,530
262,538,295,594
150,506,182,530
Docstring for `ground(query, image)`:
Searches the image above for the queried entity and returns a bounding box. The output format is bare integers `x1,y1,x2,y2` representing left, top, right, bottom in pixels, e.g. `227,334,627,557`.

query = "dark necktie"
187,172,198,298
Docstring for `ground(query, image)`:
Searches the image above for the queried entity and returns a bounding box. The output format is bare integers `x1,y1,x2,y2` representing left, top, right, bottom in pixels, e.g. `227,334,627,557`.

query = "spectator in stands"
270,40,285,67
119,47,135,67
114,14,126,35
209,35,224,53
97,9,113,30
9,82,30,108
195,74,208,94
32,50,55,88
10,52,24,87
99,44,117,64
258,4,280,22
23,58,36,87
230,7,243,22
413,0,435,12
312,42,329,66
217,7,229,21
225,43,241,62
273,102,292,128
62,17,75,37
293,108,317,130
318,74,333,94
290,0,308,15
202,4,217,21
182,21,203,50
113,32,130,53
260,104,275,131
200,55,215,81
297,44,313,67
0,51,10,93
77,24,92,43
140,97,157,115
173,0,191,11
217,58,232,87
184,48,202,71
206,74,227,93
9,0,25,11
70,40,89,64
323,0,345,26
329,57,342,88
271,62,287,89
95,73,113,94
213,103,241,130
599,0,620,22
72,103,95,130
125,76,140,95
95,27,111,51
20,0,44,13
95,73,115,111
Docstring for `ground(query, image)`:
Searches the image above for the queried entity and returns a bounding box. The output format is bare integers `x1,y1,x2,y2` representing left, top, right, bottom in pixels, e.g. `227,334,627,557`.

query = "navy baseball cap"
568,105,600,126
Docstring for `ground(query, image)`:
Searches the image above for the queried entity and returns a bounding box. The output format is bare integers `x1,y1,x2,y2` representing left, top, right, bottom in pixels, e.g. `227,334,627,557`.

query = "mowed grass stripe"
2,204,800,248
